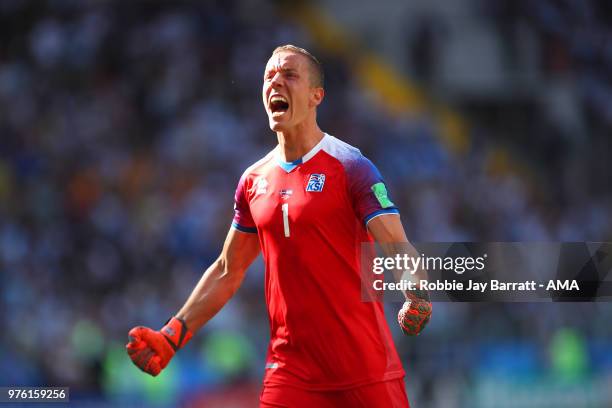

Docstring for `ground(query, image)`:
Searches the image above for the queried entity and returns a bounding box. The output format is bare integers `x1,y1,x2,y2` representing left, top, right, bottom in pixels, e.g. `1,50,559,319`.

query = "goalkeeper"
127,44,431,407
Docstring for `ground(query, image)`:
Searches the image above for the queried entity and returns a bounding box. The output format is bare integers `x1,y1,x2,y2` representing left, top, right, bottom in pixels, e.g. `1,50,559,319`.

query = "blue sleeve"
345,155,399,225
232,173,257,233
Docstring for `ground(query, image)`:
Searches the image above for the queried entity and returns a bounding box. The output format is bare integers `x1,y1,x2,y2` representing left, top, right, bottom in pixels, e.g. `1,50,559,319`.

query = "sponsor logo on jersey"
371,182,394,208
306,174,325,192
254,176,268,196
279,189,293,199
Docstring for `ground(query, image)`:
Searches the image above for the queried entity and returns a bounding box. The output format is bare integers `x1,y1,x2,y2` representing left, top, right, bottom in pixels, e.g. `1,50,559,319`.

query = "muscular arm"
175,227,260,332
367,214,429,302
126,227,260,376
367,214,432,336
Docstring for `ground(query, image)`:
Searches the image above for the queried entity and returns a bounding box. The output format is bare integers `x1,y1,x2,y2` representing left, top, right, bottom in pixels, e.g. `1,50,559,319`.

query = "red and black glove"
398,297,432,336
126,317,193,376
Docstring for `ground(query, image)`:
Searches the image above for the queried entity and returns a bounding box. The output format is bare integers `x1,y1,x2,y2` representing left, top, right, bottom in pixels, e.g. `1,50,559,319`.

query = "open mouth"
269,95,289,115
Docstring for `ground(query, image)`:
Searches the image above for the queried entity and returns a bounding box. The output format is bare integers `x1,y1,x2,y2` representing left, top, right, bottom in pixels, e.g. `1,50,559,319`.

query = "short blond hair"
272,44,324,88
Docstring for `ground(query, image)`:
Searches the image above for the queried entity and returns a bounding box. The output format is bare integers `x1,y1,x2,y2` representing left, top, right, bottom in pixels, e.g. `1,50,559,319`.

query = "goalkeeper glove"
398,297,432,336
126,317,193,376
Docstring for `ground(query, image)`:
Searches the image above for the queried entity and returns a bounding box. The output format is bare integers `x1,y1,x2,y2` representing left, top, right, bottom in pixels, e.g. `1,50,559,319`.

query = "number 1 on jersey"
282,203,290,237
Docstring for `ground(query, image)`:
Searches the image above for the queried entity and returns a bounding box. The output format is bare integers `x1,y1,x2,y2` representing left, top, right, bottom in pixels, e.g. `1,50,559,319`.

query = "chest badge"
306,173,326,192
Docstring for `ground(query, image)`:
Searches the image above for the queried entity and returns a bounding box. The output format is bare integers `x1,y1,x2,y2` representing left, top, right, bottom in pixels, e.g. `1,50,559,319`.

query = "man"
127,45,431,407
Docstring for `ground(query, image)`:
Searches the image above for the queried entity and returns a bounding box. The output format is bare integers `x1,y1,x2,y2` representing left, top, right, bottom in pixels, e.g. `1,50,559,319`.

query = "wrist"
160,317,193,351
406,288,430,303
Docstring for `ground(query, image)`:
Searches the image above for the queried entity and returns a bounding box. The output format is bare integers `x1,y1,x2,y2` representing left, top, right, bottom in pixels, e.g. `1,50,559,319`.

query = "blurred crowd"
1,0,611,407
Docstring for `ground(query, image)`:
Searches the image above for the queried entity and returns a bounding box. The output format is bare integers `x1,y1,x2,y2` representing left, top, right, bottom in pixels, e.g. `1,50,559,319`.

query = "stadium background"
1,0,611,406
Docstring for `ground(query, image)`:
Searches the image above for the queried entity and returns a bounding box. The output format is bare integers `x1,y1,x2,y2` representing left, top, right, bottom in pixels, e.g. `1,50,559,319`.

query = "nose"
270,71,283,88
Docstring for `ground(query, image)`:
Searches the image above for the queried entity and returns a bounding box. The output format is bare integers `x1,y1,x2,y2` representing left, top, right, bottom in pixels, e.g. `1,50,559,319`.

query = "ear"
310,87,325,108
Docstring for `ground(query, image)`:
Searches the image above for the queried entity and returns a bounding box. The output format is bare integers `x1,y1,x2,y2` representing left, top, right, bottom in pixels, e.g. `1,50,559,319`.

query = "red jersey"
232,133,404,390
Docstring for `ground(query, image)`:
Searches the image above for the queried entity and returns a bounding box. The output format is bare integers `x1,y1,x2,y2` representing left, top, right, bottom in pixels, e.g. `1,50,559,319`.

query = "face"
262,51,323,132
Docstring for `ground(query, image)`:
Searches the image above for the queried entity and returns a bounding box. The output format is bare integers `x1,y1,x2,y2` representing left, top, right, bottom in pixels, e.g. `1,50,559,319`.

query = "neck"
277,121,324,162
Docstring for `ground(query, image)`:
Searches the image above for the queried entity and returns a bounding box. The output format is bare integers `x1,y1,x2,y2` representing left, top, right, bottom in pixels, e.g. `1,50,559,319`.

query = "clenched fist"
398,298,432,336
126,317,192,376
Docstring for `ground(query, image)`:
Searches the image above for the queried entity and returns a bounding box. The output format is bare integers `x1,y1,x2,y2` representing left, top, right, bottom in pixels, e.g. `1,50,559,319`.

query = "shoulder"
238,148,276,182
320,134,379,178
320,133,363,165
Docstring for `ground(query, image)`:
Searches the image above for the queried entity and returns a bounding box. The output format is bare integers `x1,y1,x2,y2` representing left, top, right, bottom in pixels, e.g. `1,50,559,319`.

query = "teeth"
270,95,287,103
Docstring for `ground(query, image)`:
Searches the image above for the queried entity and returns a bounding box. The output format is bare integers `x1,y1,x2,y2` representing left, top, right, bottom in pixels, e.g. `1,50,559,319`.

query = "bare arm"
175,227,260,332
367,214,429,302
368,213,432,336
126,227,260,376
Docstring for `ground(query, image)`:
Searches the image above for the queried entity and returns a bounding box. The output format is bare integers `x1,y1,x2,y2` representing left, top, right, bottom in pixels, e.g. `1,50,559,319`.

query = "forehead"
264,51,308,72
